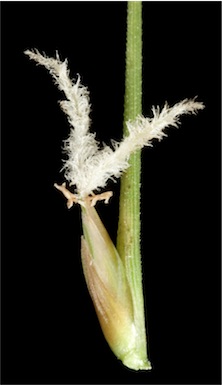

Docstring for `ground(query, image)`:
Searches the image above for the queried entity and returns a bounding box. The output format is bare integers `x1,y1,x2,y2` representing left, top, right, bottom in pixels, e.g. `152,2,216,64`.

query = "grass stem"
117,1,151,369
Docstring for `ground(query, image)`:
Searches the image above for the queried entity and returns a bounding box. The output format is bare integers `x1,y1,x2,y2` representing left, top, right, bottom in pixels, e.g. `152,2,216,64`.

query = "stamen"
87,191,113,207
54,183,113,208
54,183,79,209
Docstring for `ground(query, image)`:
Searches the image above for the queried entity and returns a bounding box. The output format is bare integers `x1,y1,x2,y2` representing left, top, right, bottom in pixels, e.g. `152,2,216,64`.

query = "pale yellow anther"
87,191,113,207
54,183,79,209
54,183,113,208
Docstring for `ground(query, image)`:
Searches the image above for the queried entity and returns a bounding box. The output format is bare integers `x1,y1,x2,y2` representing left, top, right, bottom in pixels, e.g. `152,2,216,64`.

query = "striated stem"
117,1,151,370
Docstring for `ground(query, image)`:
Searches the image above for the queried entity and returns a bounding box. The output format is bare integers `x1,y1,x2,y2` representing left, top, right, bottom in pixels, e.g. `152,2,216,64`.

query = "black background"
1,1,221,384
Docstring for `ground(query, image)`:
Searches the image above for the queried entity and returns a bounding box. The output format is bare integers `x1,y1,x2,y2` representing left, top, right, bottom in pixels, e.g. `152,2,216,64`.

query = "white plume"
25,50,204,198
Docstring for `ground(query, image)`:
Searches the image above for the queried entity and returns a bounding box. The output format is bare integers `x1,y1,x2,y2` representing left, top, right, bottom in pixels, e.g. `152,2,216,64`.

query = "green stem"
117,1,151,369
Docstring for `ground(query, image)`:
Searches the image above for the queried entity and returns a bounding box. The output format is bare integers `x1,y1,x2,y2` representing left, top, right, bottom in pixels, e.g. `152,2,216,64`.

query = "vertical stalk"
117,1,151,369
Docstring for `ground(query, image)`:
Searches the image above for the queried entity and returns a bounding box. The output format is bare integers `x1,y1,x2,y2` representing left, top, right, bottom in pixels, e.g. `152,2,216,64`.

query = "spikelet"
81,200,151,370
25,49,204,370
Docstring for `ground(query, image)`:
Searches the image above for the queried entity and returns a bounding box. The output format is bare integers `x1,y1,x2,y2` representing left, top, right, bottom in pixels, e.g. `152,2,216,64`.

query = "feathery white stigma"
25,50,204,199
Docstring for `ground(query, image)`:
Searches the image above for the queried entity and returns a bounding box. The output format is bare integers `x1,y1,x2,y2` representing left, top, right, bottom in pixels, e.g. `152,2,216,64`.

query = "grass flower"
25,48,204,370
